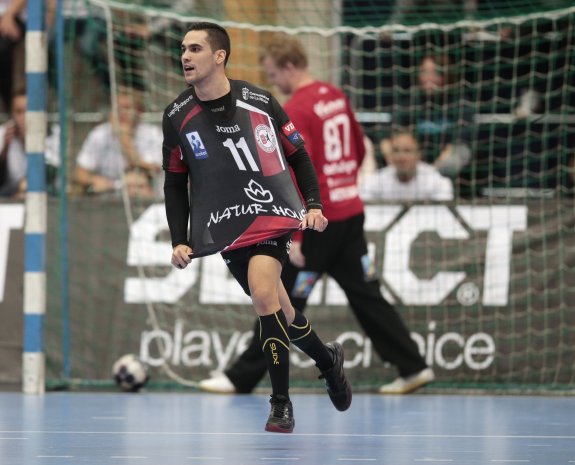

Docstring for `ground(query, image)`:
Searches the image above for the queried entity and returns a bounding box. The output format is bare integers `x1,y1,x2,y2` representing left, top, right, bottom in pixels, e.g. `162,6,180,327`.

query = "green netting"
40,0,575,392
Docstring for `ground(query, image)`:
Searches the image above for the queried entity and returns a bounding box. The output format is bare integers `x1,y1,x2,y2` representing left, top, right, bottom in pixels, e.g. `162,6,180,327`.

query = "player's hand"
172,243,192,269
289,240,305,268
0,14,23,41
2,121,16,152
90,175,116,193
300,208,328,232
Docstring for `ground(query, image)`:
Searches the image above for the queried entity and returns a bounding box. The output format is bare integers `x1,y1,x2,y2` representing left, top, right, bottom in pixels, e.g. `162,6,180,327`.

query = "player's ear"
215,49,227,65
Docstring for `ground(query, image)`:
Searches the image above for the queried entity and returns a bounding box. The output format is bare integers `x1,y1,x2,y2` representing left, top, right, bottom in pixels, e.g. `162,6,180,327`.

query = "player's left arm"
287,148,327,231
272,96,327,232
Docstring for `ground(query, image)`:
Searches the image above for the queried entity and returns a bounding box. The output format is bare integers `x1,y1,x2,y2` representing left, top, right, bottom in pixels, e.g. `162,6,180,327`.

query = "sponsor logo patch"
185,131,208,159
282,121,303,145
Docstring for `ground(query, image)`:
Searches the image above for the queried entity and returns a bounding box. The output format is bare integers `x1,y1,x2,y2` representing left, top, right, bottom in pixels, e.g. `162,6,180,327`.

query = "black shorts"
221,232,292,296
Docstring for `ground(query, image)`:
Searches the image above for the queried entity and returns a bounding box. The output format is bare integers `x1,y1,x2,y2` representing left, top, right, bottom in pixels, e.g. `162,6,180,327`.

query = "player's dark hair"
187,22,231,66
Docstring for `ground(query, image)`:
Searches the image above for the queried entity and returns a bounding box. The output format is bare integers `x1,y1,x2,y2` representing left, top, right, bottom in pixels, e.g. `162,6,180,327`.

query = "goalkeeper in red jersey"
199,33,434,396
163,22,351,433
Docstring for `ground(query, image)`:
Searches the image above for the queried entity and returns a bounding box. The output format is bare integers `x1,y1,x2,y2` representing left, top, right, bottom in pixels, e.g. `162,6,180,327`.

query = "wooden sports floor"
0,391,573,465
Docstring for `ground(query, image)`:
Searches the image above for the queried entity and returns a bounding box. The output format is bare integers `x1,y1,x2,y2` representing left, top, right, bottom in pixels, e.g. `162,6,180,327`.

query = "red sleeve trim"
168,146,188,173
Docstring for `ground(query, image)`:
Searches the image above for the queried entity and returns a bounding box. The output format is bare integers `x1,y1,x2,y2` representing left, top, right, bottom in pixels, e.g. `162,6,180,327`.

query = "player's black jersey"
162,80,307,258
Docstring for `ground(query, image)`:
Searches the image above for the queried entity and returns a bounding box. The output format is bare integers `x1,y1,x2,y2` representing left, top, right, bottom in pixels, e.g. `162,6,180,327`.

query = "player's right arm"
162,111,192,268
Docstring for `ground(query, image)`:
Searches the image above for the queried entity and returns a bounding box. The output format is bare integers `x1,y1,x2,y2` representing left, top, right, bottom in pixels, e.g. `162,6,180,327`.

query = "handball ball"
112,354,150,392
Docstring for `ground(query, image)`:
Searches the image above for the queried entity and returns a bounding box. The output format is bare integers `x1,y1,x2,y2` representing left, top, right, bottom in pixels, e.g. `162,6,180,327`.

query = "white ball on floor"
112,354,150,392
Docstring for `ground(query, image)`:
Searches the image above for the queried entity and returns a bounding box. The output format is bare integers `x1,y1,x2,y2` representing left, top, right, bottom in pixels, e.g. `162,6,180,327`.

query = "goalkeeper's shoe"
319,342,352,412
265,394,294,433
378,368,435,394
198,372,236,394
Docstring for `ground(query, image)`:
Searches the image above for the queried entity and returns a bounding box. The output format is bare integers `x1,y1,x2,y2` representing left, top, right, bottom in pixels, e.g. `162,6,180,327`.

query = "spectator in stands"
199,33,434,396
0,0,25,114
389,0,476,24
1,0,55,115
380,53,473,178
0,88,25,197
0,90,61,197
74,91,163,198
362,130,454,201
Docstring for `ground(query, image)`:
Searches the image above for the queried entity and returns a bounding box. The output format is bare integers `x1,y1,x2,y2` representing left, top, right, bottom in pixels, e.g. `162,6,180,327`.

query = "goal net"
42,0,575,392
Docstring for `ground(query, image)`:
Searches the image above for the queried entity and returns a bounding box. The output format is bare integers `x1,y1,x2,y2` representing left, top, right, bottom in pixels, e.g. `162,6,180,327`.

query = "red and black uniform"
162,80,321,258
225,81,428,393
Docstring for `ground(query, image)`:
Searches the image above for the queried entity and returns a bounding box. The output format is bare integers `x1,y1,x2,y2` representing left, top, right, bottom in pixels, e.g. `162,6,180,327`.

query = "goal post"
22,0,49,395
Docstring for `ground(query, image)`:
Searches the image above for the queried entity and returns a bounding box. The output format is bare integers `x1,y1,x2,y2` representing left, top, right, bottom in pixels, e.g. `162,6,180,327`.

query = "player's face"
181,30,222,86
261,55,292,95
390,134,420,180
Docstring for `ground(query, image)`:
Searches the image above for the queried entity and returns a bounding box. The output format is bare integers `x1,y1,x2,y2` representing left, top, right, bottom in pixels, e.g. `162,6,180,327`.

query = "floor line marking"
489,460,531,463
109,456,148,459
260,458,300,461
36,456,74,458
186,458,224,461
414,460,454,463
1,430,573,440
337,459,377,461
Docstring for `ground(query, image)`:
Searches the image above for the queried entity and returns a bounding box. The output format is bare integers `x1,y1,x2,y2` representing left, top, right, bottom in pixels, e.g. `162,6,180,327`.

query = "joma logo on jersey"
216,124,240,134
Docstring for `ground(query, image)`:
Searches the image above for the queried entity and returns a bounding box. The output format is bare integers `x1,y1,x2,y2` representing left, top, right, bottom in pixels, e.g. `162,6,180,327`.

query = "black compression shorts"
221,232,292,296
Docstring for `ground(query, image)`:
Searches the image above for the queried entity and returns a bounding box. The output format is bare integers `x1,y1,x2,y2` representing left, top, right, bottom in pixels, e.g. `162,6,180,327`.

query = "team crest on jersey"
185,131,208,159
254,124,276,153
282,121,303,145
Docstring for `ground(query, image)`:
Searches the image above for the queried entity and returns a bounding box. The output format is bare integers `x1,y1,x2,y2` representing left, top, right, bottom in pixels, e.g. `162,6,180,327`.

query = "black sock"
288,310,333,371
259,310,290,398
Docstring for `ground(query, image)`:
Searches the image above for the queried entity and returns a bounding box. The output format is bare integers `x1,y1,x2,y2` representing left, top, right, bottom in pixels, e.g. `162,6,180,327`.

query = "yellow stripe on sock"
289,326,312,342
261,337,291,352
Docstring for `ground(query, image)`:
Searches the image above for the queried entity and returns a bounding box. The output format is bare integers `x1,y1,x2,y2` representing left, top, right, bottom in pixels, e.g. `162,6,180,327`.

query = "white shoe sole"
378,368,435,395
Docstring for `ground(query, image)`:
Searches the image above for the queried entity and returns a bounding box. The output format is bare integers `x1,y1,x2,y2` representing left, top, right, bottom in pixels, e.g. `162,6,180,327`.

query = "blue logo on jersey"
287,130,302,145
186,131,208,159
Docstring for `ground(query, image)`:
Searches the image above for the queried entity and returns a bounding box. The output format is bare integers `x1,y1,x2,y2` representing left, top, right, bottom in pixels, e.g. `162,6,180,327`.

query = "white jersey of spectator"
76,121,162,182
361,130,454,202
360,161,453,201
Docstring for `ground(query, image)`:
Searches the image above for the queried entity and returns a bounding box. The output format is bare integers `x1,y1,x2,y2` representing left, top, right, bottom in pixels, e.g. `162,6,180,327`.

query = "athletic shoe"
319,342,352,412
198,372,236,394
378,368,435,394
265,394,294,433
